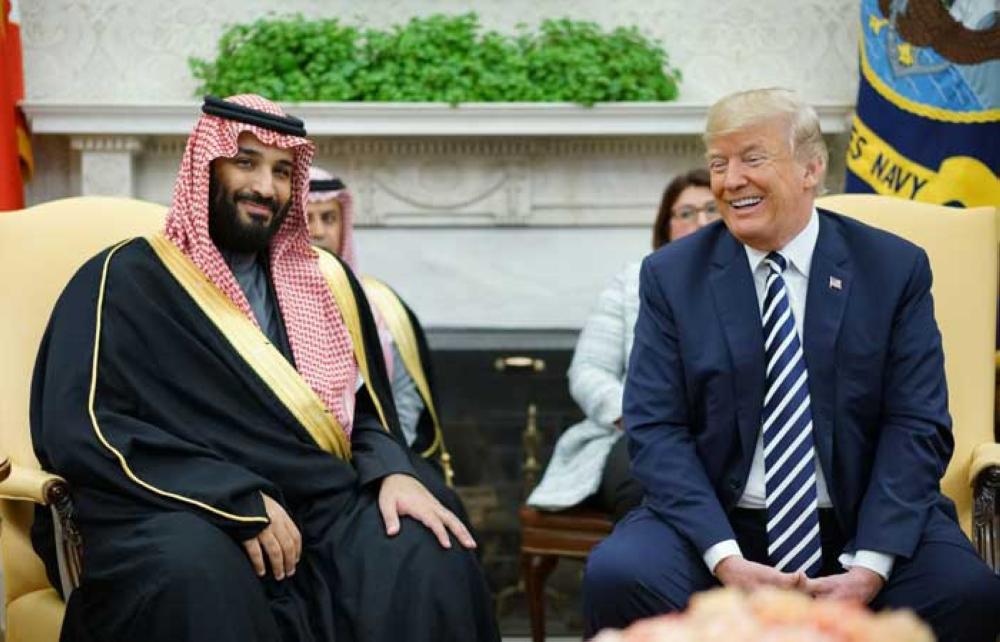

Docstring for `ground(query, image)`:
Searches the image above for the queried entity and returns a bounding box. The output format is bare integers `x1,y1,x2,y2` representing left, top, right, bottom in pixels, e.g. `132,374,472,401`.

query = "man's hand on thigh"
242,493,302,580
378,473,477,550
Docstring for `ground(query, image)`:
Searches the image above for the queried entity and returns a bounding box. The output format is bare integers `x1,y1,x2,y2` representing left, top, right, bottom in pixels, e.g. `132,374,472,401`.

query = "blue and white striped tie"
761,252,823,577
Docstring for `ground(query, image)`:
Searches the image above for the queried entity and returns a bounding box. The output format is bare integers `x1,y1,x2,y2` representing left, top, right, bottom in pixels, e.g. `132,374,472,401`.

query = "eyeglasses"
671,201,720,222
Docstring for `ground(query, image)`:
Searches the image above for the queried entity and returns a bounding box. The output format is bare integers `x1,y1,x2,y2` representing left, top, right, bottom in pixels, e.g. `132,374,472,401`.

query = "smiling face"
707,115,821,251
208,131,295,254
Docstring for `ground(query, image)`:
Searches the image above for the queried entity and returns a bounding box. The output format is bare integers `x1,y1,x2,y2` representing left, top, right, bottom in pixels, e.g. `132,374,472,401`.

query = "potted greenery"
190,13,681,106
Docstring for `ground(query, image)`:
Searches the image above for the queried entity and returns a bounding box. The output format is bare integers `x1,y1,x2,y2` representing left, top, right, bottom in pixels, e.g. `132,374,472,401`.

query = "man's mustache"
234,191,279,216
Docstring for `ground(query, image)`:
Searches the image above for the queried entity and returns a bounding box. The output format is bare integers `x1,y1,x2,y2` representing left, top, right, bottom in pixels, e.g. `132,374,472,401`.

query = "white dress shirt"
703,209,894,581
739,208,831,510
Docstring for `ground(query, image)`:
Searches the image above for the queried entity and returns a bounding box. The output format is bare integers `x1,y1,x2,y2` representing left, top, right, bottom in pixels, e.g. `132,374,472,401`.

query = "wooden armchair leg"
522,552,559,642
973,465,1000,573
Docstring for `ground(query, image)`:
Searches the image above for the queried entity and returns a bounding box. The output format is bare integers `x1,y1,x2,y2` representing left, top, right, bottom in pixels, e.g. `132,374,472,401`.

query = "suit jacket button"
728,478,741,491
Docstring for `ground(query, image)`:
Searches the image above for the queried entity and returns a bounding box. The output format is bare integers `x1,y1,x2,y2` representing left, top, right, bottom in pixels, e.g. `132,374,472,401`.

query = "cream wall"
22,0,859,103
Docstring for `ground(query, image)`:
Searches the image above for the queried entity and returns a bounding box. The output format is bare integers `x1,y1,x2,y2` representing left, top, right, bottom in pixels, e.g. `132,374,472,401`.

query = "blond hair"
704,88,828,194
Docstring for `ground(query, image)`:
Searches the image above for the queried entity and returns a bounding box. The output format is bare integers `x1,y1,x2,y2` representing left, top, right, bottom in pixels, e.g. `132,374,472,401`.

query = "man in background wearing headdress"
305,168,457,491
29,94,499,642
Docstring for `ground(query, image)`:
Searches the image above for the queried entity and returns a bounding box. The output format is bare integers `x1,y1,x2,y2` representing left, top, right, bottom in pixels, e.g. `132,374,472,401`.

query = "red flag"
0,0,30,211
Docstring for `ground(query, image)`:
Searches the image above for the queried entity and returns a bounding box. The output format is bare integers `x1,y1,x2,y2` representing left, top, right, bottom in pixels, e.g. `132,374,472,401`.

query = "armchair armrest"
0,459,81,594
970,443,1000,487
0,462,68,505
970,443,1000,574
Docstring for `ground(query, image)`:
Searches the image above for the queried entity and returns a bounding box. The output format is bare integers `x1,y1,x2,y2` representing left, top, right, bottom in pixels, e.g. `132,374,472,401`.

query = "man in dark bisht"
29,94,500,642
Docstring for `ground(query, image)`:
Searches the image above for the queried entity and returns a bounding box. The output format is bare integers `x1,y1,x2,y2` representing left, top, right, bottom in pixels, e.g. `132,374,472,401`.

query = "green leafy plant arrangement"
190,13,681,105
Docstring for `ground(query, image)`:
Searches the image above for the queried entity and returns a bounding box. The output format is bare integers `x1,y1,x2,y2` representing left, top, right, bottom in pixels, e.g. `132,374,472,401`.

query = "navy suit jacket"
624,208,955,560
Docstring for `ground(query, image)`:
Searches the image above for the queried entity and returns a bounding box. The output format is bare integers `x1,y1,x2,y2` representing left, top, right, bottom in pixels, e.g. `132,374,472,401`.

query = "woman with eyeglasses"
527,168,716,521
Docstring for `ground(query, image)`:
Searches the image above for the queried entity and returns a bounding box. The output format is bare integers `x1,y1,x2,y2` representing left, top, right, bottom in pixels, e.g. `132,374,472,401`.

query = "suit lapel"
803,210,852,488
709,233,766,464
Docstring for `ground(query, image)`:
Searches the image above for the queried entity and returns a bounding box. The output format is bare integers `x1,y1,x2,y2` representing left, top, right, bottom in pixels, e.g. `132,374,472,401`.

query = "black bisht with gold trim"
29,237,498,642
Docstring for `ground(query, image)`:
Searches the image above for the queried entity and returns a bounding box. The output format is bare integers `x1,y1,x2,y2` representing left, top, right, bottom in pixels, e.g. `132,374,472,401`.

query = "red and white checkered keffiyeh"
307,165,394,378
164,94,359,434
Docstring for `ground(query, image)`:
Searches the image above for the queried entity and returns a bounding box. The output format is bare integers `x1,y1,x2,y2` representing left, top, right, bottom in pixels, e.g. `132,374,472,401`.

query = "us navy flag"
845,0,999,207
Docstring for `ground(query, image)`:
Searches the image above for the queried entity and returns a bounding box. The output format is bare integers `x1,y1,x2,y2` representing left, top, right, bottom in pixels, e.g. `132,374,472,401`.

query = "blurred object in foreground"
590,587,934,642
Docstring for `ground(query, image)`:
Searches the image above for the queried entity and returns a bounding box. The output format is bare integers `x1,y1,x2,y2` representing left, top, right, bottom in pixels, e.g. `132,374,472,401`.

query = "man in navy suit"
583,88,1000,642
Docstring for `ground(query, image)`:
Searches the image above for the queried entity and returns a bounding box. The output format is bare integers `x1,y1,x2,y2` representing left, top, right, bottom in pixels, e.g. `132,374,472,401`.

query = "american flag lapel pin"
829,276,843,291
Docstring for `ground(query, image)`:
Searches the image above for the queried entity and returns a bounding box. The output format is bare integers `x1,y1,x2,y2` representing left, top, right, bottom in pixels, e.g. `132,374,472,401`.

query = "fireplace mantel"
23,101,852,329
25,101,853,137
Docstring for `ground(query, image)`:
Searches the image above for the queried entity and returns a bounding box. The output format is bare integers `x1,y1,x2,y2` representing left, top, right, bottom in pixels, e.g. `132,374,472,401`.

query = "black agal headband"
201,95,307,137
309,178,346,193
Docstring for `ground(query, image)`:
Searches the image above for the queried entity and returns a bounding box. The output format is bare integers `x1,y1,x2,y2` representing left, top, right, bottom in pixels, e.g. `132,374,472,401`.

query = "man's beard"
207,175,291,254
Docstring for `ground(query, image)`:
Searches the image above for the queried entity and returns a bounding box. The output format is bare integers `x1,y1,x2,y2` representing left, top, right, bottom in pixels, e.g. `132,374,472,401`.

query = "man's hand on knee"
802,566,884,604
714,556,805,592
377,473,477,550
242,494,302,580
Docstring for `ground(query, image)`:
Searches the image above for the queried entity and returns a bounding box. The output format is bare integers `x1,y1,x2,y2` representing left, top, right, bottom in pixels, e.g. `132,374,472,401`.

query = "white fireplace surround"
24,101,852,331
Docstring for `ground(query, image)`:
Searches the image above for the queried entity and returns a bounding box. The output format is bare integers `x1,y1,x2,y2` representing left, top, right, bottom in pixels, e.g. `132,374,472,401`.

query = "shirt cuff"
703,539,743,575
838,549,895,581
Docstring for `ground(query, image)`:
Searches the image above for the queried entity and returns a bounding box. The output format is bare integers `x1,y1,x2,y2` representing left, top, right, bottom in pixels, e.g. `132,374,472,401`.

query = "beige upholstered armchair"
0,197,166,642
816,194,1000,571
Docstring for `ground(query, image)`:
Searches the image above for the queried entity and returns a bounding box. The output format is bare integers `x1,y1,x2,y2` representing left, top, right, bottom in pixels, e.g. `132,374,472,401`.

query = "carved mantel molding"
25,101,854,137
67,135,143,197
25,101,853,226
